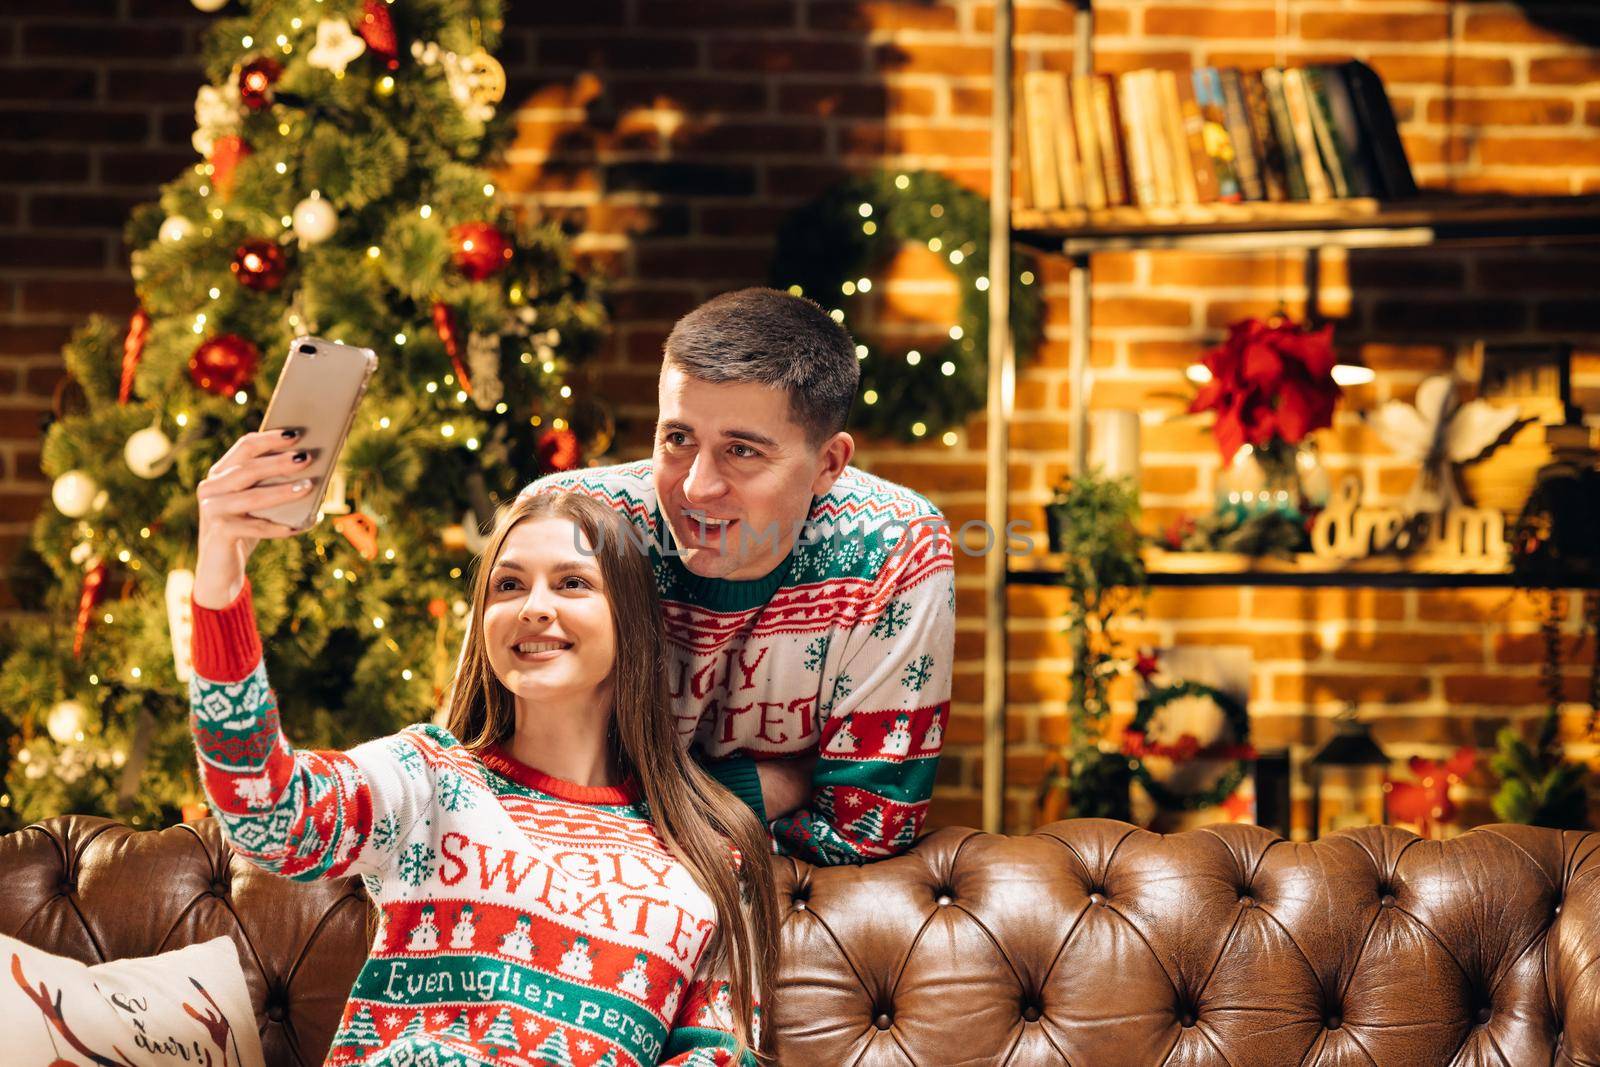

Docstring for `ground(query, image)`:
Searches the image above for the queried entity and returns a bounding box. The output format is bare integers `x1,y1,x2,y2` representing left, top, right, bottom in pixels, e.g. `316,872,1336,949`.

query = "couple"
187,288,956,1066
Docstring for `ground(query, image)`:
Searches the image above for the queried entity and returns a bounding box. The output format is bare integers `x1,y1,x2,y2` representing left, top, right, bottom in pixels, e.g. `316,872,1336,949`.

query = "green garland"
1124,680,1253,811
770,170,1043,442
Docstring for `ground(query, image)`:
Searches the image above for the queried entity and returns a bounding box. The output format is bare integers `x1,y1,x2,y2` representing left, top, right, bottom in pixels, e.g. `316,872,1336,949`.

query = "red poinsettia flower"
1188,316,1341,463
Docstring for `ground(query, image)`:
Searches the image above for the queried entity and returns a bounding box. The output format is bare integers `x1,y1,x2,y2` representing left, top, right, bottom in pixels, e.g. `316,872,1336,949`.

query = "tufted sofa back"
3,816,1599,1065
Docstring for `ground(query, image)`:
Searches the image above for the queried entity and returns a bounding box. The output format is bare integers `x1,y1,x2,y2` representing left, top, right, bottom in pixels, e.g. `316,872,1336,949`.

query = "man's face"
653,365,851,580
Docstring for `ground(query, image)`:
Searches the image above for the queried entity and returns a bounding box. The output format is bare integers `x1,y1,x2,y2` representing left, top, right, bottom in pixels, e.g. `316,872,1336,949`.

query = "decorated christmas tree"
533,1025,574,1067
333,1004,384,1058
478,1007,519,1055
0,0,606,830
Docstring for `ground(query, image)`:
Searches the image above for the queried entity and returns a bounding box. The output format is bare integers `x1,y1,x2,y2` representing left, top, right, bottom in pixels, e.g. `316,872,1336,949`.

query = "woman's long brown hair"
445,491,778,1059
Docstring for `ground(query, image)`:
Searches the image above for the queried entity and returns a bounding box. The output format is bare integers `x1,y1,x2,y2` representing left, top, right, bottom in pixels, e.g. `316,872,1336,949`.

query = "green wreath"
1123,680,1254,811
770,170,1043,442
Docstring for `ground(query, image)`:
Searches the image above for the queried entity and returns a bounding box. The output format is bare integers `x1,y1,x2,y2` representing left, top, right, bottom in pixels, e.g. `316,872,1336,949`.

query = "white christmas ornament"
308,19,367,76
70,541,93,566
465,332,504,410
159,215,195,244
47,699,88,745
192,83,240,156
52,470,98,518
292,195,338,245
124,425,176,479
166,569,196,683
190,0,229,12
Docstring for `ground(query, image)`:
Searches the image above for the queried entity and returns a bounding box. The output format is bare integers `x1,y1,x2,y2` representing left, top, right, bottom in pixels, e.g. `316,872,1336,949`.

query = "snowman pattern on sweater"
558,936,596,981
662,976,685,1022
499,913,535,961
923,715,943,750
825,715,860,755
881,713,913,757
618,953,652,999
695,983,735,1030
448,904,476,950
406,904,440,952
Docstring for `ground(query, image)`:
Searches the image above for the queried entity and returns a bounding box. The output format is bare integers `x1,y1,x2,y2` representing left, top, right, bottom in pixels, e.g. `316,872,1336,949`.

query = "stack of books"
1015,60,1417,212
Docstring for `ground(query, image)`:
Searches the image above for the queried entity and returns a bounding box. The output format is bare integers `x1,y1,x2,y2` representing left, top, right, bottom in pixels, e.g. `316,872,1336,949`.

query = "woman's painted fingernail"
292,479,312,492
293,451,310,463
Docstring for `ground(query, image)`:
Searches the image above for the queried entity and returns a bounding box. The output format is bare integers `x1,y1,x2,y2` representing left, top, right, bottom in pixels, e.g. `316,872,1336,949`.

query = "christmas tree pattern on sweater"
189,580,758,1067
526,460,956,865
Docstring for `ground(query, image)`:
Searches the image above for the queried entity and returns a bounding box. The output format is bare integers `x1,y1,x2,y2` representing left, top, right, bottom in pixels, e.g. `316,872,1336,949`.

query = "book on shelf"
1192,68,1244,202
1259,67,1310,201
1117,70,1158,207
1013,61,1415,214
1072,73,1109,210
1044,73,1087,209
1242,71,1290,202
1218,69,1266,201
1172,69,1219,203
1022,70,1064,210
1158,68,1203,204
1338,58,1418,199
1280,67,1333,201
1091,73,1131,206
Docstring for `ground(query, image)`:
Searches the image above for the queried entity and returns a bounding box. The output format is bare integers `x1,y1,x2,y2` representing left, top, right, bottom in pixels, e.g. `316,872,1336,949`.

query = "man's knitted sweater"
190,580,756,1067
525,461,956,865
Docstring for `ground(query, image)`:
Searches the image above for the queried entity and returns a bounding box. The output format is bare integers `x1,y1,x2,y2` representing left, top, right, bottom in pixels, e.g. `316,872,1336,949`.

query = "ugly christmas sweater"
526,460,956,866
189,580,757,1067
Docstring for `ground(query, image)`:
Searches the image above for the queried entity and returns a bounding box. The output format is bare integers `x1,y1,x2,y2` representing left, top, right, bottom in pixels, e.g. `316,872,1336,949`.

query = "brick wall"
3,1,1598,836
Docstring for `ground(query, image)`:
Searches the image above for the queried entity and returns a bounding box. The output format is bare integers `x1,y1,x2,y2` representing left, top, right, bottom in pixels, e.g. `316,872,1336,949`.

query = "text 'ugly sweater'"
189,580,757,1067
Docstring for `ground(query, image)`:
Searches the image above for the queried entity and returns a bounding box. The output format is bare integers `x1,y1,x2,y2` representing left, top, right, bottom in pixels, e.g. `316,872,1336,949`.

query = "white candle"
1089,410,1141,480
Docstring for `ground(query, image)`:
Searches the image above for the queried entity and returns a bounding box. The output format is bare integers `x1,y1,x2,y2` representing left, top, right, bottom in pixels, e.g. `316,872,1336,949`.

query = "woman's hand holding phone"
193,429,316,609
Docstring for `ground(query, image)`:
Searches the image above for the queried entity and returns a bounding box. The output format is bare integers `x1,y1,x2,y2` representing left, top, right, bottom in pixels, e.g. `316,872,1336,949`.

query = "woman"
189,429,778,1066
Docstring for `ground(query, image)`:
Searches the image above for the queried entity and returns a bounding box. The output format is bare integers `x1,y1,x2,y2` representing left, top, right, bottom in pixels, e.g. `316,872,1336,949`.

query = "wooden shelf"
1011,194,1600,254
1007,550,1600,589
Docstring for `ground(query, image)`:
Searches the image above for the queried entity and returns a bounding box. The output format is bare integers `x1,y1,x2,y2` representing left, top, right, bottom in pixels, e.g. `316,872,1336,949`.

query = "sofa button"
210,880,228,897
1326,1015,1342,1030
1380,894,1396,908
1088,893,1105,906
1022,1005,1042,1022
266,1003,286,1023
1475,1007,1492,1025
874,1013,892,1031
1239,895,1255,908
1179,1012,1196,1028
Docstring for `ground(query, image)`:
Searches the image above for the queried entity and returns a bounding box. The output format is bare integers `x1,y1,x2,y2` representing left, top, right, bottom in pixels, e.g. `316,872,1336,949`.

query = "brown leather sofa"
3,815,1598,1066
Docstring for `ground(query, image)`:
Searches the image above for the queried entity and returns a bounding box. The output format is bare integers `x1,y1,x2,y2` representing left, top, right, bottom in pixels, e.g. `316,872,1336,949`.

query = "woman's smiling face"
481,517,616,710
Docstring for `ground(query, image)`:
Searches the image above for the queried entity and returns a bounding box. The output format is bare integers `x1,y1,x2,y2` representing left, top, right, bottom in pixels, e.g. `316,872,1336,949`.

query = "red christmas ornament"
237,56,283,110
334,512,379,560
230,238,287,291
357,0,400,69
209,134,252,199
189,334,261,396
449,222,513,281
74,560,107,659
119,307,150,404
430,301,473,394
537,427,581,471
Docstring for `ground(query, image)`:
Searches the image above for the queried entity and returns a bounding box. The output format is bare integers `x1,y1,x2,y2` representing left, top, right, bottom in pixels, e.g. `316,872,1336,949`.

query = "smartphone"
251,336,378,532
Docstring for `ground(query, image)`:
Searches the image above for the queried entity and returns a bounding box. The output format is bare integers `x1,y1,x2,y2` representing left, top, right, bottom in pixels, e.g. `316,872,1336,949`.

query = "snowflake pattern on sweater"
524,461,956,865
189,581,757,1067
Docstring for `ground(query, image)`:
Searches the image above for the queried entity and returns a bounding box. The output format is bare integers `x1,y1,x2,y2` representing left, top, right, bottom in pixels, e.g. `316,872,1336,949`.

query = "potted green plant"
1038,470,1147,822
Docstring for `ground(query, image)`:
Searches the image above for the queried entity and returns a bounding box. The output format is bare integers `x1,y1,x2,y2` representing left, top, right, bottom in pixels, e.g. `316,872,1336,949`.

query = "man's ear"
810,431,854,496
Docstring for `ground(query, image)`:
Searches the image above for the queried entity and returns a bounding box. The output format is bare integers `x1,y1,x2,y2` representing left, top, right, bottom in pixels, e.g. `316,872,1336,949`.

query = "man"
523,287,955,865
